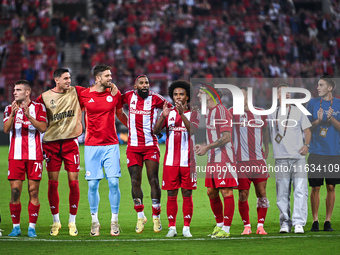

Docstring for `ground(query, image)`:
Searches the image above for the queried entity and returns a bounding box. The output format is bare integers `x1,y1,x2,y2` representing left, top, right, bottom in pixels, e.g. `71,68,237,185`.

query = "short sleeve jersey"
121,90,170,148
163,109,200,167
3,101,47,160
79,88,122,146
229,107,267,161
206,104,236,163
307,97,340,156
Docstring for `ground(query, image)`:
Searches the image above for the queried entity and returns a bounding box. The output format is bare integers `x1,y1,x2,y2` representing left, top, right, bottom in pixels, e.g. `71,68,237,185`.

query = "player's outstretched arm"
116,108,128,127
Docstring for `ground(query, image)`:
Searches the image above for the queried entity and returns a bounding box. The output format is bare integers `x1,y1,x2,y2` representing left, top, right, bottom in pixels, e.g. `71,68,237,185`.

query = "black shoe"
311,221,319,232
324,221,334,231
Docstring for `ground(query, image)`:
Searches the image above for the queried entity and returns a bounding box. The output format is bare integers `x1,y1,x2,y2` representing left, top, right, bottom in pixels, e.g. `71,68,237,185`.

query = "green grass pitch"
0,144,339,254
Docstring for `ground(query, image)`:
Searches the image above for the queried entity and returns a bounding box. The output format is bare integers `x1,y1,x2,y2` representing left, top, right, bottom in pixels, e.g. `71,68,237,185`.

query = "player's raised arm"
153,101,170,134
3,101,18,134
22,102,47,133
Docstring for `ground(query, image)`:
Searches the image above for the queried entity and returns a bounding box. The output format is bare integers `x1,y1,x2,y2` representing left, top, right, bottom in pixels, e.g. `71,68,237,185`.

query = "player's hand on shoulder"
110,82,119,96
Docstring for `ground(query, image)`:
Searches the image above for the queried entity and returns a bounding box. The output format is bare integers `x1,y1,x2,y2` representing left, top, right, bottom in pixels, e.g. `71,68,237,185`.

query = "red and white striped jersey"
3,101,47,160
206,104,235,163
163,109,200,167
229,108,267,162
121,90,170,148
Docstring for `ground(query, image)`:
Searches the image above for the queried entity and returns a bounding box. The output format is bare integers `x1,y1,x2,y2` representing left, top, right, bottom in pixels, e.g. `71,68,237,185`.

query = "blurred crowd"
0,0,340,110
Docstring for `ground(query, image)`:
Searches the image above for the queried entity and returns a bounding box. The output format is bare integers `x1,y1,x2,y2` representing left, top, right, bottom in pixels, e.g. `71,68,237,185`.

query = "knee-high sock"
48,180,59,215
167,196,178,227
257,197,269,224
108,177,120,214
209,197,223,224
88,179,100,214
183,196,193,227
28,202,40,224
69,180,79,215
223,195,235,227
9,203,21,224
238,200,250,226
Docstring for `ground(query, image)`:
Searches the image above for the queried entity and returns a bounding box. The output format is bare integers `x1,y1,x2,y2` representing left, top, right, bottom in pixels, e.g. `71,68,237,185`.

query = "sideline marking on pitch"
1,234,339,242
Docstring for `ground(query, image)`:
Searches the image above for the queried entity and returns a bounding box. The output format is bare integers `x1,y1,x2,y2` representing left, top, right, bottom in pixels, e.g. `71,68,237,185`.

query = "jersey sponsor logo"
131,101,136,105
169,126,187,132
206,124,216,130
169,117,175,121
50,99,56,109
106,96,113,102
15,118,31,125
88,98,95,103
130,108,151,115
52,110,75,121
219,180,226,185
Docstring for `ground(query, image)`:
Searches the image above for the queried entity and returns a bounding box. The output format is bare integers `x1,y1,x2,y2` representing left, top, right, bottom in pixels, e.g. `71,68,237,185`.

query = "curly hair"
169,80,192,103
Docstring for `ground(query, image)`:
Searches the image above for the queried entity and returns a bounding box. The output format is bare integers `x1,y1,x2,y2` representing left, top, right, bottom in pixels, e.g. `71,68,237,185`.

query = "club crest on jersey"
50,99,56,109
106,96,113,102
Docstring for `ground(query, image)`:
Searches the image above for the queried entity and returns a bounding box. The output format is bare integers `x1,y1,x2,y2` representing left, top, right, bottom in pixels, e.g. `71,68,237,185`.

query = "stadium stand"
0,0,339,110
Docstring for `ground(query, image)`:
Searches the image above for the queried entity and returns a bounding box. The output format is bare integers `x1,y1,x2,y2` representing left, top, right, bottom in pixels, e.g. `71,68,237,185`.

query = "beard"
102,82,112,89
137,88,149,99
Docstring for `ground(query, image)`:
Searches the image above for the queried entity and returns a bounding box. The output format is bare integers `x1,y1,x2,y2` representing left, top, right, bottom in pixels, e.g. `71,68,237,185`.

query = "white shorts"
84,144,121,180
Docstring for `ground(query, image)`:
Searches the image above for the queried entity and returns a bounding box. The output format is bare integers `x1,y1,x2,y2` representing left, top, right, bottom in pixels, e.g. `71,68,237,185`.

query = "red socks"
134,204,144,213
9,203,21,224
152,204,161,217
223,195,235,227
183,196,193,227
238,200,250,225
167,196,178,227
28,202,40,224
69,180,79,215
257,207,268,224
209,196,223,223
48,180,59,215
